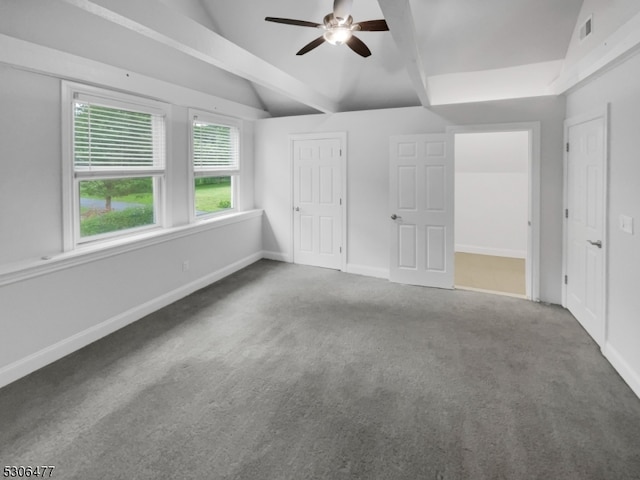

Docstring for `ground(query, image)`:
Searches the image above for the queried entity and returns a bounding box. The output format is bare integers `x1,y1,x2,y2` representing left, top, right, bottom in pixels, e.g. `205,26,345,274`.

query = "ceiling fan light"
324,27,353,46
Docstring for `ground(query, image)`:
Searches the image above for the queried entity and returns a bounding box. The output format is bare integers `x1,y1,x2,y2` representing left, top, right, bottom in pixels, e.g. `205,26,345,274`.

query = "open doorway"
453,130,532,298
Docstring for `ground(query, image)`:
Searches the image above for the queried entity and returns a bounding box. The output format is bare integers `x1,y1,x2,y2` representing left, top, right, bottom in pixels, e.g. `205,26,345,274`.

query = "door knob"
295,207,300,212
587,240,602,248
391,214,401,220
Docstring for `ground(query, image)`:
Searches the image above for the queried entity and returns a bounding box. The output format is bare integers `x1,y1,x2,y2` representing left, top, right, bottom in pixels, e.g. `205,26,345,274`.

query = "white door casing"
564,113,607,346
389,134,454,288
292,134,345,270
447,122,541,301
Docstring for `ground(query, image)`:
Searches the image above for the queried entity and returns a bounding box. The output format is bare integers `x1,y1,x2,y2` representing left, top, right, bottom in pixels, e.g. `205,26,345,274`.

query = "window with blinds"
192,118,240,173
64,83,169,247
190,111,241,219
73,97,165,171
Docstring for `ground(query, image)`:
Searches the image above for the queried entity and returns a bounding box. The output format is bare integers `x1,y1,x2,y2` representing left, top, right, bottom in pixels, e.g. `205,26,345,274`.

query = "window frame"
62,82,171,250
188,109,241,222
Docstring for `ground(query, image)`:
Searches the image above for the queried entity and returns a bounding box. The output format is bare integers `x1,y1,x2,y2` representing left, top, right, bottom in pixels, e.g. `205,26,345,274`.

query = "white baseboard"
0,251,263,389
263,255,389,281
603,342,640,400
262,250,292,263
455,244,527,259
346,263,389,280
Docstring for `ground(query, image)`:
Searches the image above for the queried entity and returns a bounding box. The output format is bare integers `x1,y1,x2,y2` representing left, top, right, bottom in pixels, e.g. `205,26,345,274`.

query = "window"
63,83,169,248
190,110,241,219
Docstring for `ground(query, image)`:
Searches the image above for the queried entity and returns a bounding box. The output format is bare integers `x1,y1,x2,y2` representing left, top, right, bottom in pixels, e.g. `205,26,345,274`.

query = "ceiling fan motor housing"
323,13,356,45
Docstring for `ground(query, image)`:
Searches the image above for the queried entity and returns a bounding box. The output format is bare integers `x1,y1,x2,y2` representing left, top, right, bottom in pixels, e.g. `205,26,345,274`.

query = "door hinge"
340,149,342,156
339,246,342,253
339,198,342,205
564,275,568,285
565,208,569,219
566,142,570,153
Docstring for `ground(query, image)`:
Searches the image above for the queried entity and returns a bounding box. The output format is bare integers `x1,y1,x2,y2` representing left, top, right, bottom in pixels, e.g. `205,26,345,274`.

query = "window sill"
0,209,263,287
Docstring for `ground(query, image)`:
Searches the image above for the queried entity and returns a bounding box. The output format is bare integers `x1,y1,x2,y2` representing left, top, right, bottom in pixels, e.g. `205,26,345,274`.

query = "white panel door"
389,134,454,288
566,117,605,345
293,136,343,270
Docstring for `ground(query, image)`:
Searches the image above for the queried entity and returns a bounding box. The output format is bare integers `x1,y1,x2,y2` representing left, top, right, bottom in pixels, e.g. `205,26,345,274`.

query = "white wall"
255,97,566,302
0,65,63,264
562,0,640,72
554,0,640,96
0,64,262,387
566,51,640,398
455,131,529,258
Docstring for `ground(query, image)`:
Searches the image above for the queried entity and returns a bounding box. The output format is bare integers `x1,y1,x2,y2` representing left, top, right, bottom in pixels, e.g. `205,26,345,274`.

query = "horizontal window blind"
193,119,239,171
74,101,165,169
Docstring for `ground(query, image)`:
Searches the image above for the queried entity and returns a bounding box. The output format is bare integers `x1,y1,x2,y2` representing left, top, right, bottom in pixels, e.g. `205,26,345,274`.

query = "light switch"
619,214,634,234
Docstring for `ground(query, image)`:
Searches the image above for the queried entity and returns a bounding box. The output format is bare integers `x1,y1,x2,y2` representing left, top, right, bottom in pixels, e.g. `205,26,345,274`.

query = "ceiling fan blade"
296,36,327,55
355,19,389,31
346,35,371,57
333,0,353,22
265,17,321,28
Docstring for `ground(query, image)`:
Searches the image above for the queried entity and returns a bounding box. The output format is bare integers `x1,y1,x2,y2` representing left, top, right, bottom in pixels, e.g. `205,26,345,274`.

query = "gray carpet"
1,259,640,479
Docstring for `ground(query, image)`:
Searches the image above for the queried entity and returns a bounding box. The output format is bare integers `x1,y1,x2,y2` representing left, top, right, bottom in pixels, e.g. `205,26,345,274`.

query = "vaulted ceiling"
1,0,588,117
197,0,584,115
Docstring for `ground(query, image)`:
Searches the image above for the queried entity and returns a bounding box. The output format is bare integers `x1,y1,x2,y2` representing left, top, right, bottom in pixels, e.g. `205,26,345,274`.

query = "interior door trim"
446,122,541,302
289,132,348,272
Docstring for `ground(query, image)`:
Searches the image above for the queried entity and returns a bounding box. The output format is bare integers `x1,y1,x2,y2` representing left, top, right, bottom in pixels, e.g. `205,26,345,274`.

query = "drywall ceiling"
199,0,420,115
1,0,588,116
197,0,584,114
0,0,266,111
411,0,583,74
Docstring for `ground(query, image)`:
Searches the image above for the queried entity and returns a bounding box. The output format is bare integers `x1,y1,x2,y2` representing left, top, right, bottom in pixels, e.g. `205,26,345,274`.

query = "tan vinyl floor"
455,252,526,296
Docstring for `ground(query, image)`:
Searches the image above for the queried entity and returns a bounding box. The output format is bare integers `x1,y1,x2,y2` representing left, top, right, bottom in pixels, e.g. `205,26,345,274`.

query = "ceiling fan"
265,0,389,58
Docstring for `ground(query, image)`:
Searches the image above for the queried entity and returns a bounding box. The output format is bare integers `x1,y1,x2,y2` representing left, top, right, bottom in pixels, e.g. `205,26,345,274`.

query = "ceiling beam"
377,0,430,107
59,0,339,114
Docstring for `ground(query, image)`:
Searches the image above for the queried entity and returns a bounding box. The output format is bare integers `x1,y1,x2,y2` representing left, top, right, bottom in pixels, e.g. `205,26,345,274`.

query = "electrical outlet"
619,214,634,234
182,260,190,272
